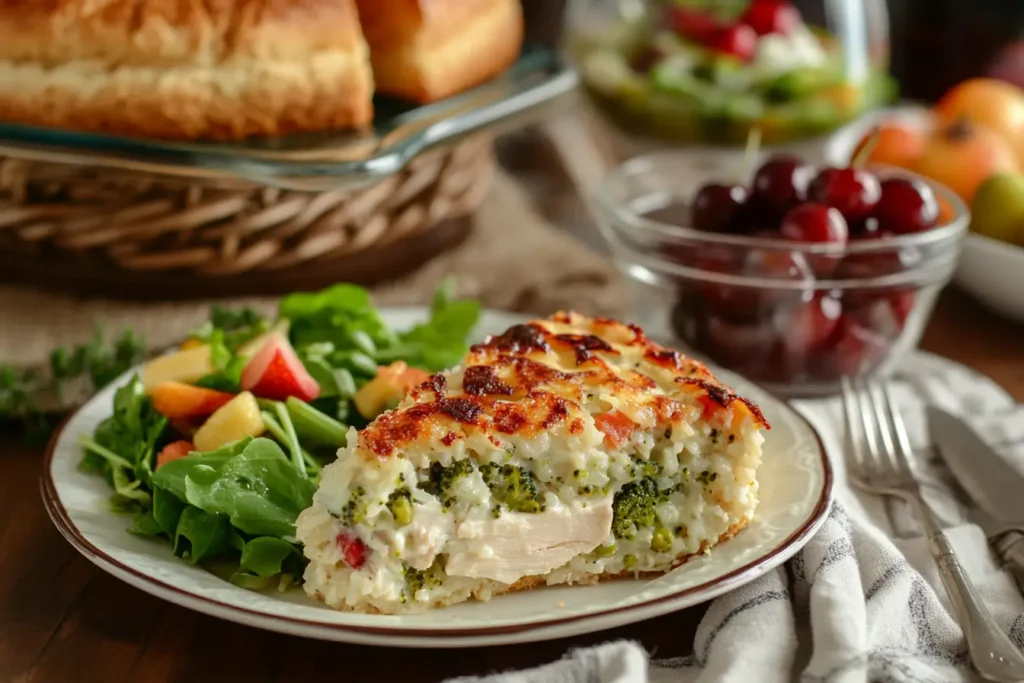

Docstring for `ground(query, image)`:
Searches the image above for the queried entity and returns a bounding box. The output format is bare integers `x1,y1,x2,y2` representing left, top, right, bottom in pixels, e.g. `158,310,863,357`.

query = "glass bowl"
563,0,894,148
591,153,969,397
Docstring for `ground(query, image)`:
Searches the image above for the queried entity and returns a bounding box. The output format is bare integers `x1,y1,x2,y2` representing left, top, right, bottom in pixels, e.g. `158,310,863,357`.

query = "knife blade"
928,405,1024,594
927,406,1024,524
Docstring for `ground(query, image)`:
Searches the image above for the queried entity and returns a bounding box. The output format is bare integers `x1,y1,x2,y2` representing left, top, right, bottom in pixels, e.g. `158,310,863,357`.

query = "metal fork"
841,377,1024,682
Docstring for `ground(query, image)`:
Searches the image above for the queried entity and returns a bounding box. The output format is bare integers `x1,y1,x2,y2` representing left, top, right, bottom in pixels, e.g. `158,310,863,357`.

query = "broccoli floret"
404,557,446,596
651,527,673,553
630,456,662,479
611,478,658,539
423,460,475,511
480,463,545,514
387,488,414,527
341,486,368,525
696,470,718,485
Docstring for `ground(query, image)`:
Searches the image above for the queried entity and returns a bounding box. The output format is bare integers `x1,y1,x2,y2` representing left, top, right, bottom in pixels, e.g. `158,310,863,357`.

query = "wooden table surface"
2,285,1021,683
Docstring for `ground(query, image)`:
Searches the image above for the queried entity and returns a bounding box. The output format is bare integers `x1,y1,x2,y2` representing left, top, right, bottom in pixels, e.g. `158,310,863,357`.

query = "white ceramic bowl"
824,105,1024,323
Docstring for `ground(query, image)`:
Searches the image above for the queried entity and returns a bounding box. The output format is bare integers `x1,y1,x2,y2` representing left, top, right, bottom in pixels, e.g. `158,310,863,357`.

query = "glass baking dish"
0,46,577,192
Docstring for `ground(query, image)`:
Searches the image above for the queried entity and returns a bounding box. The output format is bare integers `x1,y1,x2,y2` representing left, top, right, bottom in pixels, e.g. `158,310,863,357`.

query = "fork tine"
880,382,915,476
855,377,884,474
841,377,867,478
866,379,899,474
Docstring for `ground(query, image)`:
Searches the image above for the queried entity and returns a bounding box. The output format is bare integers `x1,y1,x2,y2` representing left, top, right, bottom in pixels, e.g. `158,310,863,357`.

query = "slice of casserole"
295,312,769,614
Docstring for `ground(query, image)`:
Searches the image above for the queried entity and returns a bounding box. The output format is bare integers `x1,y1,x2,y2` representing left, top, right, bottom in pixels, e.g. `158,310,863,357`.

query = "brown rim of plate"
39,404,834,640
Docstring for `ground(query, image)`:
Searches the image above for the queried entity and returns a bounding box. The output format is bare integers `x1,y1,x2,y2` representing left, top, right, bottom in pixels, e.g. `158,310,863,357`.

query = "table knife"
928,405,1024,595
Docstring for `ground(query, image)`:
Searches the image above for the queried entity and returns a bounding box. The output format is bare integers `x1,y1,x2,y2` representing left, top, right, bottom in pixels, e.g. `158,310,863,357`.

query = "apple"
240,332,320,402
141,345,214,394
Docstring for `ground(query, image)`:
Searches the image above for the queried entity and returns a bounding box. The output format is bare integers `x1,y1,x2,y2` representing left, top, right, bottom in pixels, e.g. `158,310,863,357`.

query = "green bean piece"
285,396,348,446
346,329,377,356
333,351,379,377
334,368,357,398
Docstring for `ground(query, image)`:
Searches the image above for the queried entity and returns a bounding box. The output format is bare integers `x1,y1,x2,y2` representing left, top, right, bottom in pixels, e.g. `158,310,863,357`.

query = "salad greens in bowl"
76,280,481,591
567,0,895,147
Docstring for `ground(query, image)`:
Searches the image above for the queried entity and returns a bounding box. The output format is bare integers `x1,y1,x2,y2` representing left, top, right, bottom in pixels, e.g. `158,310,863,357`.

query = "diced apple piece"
240,332,320,402
192,392,265,452
152,382,235,420
141,346,214,394
354,361,431,419
237,319,290,360
156,440,195,469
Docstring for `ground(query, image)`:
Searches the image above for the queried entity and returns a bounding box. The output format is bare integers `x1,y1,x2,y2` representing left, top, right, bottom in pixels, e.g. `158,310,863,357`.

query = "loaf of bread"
355,0,524,103
0,0,524,141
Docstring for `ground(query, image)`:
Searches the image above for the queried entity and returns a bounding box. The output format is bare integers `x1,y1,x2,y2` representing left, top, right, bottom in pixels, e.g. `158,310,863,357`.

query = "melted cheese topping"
356,311,768,463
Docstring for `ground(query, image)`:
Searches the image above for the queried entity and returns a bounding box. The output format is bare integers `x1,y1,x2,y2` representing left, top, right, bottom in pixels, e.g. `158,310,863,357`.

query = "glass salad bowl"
564,0,895,148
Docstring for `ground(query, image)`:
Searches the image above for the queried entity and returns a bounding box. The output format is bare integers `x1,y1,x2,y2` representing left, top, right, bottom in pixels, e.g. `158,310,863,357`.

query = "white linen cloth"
445,353,1024,683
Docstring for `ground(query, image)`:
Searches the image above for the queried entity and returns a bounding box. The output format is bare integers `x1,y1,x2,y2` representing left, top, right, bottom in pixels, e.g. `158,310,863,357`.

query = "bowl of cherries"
592,147,969,396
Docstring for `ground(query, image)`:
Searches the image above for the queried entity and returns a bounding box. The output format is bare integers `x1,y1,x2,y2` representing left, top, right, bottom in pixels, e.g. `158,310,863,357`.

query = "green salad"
77,280,480,590
571,0,896,145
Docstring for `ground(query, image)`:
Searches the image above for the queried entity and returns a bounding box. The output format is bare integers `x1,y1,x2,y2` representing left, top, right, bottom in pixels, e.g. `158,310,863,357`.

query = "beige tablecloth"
0,169,629,370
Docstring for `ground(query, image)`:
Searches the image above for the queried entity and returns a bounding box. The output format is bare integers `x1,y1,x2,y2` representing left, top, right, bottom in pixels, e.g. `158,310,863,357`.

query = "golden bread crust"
0,0,368,66
0,0,374,140
354,0,523,103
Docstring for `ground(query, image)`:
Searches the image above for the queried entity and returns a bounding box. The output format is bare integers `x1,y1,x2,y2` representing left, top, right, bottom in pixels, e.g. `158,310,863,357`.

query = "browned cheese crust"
354,0,524,103
0,0,374,140
357,311,769,462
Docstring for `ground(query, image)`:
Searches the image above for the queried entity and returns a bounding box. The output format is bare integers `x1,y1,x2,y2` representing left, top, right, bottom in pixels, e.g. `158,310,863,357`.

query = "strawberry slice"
240,332,320,402
666,6,722,43
152,381,235,420
594,410,636,447
156,440,195,469
336,532,368,570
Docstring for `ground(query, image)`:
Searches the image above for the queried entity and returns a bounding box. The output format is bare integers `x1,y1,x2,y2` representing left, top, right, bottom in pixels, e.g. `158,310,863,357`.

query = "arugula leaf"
191,307,270,351
153,486,187,536
150,437,252,501
279,284,397,351
128,509,163,537
79,374,167,509
173,506,237,564
239,537,304,578
391,298,481,372
180,438,316,538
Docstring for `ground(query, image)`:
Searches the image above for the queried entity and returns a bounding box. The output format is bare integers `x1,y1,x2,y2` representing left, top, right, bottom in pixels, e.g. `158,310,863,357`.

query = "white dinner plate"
42,307,834,648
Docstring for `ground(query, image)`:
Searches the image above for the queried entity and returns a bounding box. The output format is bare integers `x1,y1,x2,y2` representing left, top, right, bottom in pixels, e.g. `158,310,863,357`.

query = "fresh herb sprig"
1,328,147,446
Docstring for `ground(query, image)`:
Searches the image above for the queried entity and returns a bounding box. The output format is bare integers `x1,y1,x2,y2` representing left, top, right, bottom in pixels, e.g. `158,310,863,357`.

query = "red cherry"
700,314,780,368
629,46,666,74
849,291,916,338
806,167,882,223
874,178,940,234
850,217,883,239
812,315,887,380
784,293,841,357
691,183,748,233
666,6,721,43
707,24,758,61
751,155,814,219
780,203,849,244
740,0,802,36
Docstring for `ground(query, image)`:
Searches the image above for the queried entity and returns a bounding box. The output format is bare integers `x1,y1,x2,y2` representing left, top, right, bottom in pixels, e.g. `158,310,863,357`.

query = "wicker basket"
0,135,494,300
